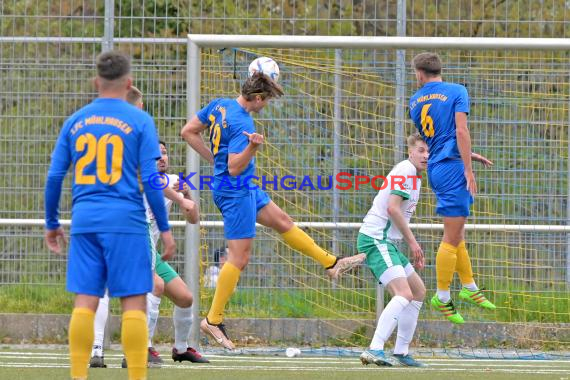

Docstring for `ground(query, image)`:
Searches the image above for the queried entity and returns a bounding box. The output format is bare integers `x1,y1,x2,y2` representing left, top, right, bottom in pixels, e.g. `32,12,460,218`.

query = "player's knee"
175,292,193,308
444,237,461,247
229,249,251,269
279,212,294,229
413,284,427,301
233,256,250,270
442,227,465,247
394,289,414,302
401,291,414,302
270,211,293,233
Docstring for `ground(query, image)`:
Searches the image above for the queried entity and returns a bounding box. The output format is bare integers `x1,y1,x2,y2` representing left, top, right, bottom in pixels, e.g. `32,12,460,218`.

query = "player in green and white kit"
139,141,210,366
359,133,428,368
90,88,208,368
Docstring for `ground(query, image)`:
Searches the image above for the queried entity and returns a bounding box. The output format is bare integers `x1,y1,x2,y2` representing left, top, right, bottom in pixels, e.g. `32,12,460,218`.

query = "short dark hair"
159,140,167,149
241,72,284,101
96,51,131,80
411,52,442,76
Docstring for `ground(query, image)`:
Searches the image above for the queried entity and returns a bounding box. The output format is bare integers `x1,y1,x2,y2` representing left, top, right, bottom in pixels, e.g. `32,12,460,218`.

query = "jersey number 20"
420,104,435,138
75,133,124,185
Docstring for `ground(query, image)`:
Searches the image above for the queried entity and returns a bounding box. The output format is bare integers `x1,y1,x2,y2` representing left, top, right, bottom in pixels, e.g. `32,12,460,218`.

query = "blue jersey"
197,98,255,197
409,81,469,164
45,98,169,234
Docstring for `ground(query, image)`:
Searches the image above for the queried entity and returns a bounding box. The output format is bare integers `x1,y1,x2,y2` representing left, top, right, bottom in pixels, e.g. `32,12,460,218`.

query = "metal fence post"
102,0,114,52
102,0,115,351
186,39,202,348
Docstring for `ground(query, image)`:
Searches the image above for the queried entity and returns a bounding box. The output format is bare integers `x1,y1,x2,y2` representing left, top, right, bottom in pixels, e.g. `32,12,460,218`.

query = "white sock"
370,295,409,350
436,290,451,303
92,292,109,357
463,283,478,291
173,306,193,353
394,300,423,355
146,293,162,347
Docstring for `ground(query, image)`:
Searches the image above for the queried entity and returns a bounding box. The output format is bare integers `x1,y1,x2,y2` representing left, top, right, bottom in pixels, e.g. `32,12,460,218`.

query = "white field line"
0,364,69,368
1,357,570,370
1,352,570,368
202,355,570,364
3,351,570,364
0,363,569,374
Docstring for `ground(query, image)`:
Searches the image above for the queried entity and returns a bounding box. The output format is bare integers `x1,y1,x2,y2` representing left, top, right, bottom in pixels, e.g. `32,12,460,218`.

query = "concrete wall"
0,314,568,349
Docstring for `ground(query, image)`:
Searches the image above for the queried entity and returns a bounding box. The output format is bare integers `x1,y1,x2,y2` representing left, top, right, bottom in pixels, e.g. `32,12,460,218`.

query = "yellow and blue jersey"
45,98,169,235
197,98,255,196
409,82,469,165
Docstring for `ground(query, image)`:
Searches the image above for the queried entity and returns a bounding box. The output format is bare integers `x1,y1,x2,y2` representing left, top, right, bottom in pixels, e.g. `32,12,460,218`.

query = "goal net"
191,36,570,358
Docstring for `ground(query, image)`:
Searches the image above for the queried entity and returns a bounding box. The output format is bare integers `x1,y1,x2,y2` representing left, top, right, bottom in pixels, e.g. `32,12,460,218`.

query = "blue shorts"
428,159,473,217
213,187,271,240
67,233,153,298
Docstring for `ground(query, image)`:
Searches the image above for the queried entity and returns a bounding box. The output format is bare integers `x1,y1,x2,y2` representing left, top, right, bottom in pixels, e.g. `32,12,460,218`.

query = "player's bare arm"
181,115,214,164
160,230,176,260
471,152,493,168
227,131,264,176
172,178,191,199
387,194,425,270
163,184,199,224
179,198,199,224
455,111,477,195
172,178,198,218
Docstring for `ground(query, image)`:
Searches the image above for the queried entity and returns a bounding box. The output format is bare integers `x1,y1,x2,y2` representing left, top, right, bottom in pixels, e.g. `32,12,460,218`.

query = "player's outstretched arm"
471,152,493,168
168,180,199,223
181,116,214,164
387,194,424,270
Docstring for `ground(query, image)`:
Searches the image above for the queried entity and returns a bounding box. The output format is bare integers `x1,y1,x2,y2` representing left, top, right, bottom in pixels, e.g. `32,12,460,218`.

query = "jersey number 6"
208,114,221,155
420,104,435,138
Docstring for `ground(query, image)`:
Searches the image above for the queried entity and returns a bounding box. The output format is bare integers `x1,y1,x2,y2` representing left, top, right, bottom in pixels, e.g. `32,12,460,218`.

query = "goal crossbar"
187,34,570,50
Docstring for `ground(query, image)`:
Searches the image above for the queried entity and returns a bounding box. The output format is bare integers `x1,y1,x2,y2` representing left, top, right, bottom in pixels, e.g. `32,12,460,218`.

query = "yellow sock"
281,225,336,268
436,242,458,291
456,240,475,286
69,307,95,380
207,262,241,324
122,310,148,380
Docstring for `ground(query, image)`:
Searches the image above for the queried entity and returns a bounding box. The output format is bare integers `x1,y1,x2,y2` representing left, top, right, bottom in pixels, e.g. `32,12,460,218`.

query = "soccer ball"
248,57,280,82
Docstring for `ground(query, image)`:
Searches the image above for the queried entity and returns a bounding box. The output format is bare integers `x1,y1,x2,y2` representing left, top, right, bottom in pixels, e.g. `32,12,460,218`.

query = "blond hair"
126,85,143,105
407,132,425,148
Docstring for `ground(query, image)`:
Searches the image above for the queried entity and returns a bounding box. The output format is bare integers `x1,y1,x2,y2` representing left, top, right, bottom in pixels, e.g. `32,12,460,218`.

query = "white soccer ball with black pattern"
248,57,280,82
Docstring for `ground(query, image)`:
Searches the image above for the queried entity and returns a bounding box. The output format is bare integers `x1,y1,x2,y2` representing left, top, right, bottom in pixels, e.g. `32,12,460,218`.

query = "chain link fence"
0,0,569,351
